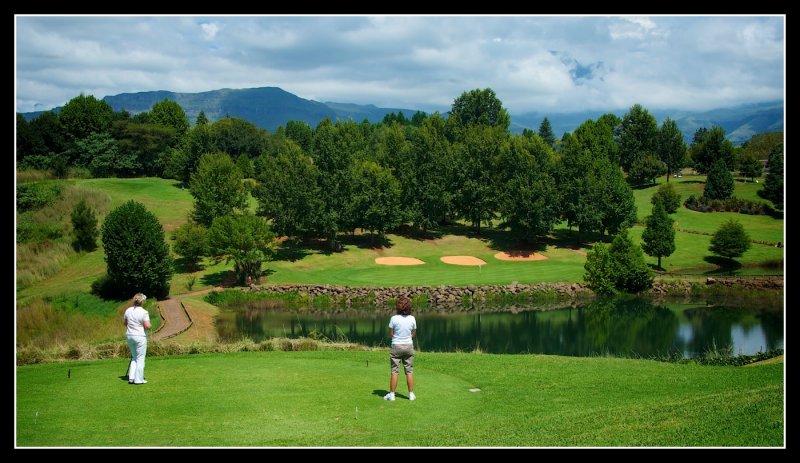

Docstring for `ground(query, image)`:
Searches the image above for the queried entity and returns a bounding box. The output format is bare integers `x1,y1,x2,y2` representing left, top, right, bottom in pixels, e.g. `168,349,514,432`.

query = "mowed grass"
16,351,783,447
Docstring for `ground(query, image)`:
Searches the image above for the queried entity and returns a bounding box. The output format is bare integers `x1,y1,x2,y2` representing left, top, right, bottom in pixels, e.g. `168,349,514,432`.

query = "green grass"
15,351,783,447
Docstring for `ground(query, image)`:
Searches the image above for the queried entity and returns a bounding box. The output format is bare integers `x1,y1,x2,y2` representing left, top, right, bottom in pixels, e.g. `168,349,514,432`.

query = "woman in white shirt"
384,296,417,401
123,293,152,385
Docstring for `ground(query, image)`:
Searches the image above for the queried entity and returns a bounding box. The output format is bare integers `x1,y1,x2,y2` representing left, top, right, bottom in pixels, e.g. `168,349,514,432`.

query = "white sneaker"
409,392,416,401
134,380,148,384
384,392,395,401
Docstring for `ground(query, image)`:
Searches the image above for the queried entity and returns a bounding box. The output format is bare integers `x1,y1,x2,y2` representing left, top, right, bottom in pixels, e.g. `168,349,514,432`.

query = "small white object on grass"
469,388,481,392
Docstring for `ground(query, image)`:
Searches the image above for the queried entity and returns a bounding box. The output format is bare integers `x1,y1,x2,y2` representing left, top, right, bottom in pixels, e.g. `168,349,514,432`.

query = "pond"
215,299,783,358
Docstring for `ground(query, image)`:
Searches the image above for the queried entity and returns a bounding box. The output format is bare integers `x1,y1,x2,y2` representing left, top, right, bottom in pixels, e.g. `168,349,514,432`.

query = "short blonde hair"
133,293,147,307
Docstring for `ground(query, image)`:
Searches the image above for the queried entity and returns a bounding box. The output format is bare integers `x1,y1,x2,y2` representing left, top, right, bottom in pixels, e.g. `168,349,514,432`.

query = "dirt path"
152,287,222,341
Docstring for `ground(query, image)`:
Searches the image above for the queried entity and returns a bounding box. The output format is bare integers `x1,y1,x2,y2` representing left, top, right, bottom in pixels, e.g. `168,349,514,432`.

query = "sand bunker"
375,257,426,266
440,256,487,266
494,251,549,261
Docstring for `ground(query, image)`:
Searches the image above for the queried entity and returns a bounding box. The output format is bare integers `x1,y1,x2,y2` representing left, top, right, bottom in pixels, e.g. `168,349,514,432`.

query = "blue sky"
15,15,784,115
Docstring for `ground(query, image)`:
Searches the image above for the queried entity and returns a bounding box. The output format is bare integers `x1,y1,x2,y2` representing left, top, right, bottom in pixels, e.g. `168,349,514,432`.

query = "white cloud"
200,22,219,41
15,15,784,114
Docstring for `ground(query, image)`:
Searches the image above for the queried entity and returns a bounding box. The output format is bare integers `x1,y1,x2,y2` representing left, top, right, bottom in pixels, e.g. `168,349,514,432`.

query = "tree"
451,125,504,232
709,220,751,268
235,153,254,178
195,110,209,126
172,222,209,270
538,117,555,147
704,159,734,200
285,120,313,153
617,104,658,172
448,88,510,130
690,126,735,174
572,117,619,164
406,112,453,231
760,144,783,210
609,229,653,293
349,160,403,238
190,152,248,226
583,242,616,296
207,214,275,285
71,199,98,252
150,98,190,140
657,117,687,182
641,202,675,269
59,94,114,143
651,183,681,214
591,157,637,238
72,132,128,177
110,120,176,177
100,200,173,298
497,135,559,241
737,149,763,182
210,117,266,158
253,141,323,238
181,123,215,184
628,154,666,186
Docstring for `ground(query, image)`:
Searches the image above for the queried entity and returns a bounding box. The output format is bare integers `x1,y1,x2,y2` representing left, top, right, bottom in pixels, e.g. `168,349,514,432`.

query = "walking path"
152,287,222,341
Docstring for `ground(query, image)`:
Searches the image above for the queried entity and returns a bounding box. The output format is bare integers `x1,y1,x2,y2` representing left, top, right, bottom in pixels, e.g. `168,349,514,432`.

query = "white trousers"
127,335,147,383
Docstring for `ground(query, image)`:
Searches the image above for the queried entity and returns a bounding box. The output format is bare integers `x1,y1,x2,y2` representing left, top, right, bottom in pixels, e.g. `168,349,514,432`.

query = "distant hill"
19,86,782,145
324,102,422,123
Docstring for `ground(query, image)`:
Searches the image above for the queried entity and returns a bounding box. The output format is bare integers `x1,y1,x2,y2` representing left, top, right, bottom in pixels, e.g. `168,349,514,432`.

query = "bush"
17,182,62,212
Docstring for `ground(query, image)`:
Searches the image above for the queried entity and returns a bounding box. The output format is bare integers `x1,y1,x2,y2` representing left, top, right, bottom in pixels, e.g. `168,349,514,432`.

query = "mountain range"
20,86,783,145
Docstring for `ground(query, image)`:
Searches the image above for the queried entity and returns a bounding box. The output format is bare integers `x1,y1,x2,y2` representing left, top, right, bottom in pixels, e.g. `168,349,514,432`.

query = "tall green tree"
641,202,675,269
497,135,559,241
349,160,403,238
110,121,176,177
253,140,323,239
538,117,556,147
617,104,658,172
657,117,687,182
182,123,215,184
709,220,751,268
448,88,510,131
59,94,114,144
285,120,313,153
737,149,763,182
195,110,209,126
100,200,173,298
70,199,98,252
172,222,209,270
407,112,453,231
628,154,667,186
207,214,275,285
690,126,735,174
609,229,654,293
210,117,266,158
150,98,190,140
651,183,681,214
572,118,619,164
760,144,783,210
189,152,248,226
703,159,735,200
451,125,504,232
591,157,637,238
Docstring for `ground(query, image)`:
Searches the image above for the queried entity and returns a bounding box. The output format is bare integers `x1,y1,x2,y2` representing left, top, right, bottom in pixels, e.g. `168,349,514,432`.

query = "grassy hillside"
16,174,783,304
15,350,783,447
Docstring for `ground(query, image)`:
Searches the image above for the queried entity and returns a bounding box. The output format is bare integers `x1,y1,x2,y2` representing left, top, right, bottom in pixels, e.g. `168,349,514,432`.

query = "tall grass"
16,293,160,349
16,168,54,183
16,185,110,288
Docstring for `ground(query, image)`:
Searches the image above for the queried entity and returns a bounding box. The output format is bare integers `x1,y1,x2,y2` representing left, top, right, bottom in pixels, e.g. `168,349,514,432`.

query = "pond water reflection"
216,299,783,358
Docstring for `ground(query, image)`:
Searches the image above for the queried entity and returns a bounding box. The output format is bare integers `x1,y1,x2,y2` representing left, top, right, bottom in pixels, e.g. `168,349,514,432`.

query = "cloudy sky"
15,15,784,115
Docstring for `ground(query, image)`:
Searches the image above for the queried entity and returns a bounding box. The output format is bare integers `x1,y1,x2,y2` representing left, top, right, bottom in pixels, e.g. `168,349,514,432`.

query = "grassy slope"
16,351,783,447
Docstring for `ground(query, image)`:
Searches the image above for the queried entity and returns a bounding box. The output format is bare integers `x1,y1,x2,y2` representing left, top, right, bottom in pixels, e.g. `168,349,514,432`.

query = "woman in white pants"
124,293,152,385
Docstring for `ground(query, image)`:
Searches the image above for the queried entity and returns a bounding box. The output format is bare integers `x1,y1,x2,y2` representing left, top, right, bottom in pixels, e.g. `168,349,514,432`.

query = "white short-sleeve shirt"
124,306,150,337
389,314,417,345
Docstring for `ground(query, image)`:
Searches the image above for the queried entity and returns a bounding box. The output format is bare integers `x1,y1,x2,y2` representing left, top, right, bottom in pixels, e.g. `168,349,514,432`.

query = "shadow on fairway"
372,389,410,400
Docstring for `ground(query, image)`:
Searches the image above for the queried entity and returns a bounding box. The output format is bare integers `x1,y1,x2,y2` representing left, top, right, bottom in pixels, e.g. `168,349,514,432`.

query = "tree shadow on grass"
173,256,202,274
702,256,743,275
340,231,393,250
201,270,231,288
272,242,313,262
389,224,444,241
677,179,705,185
